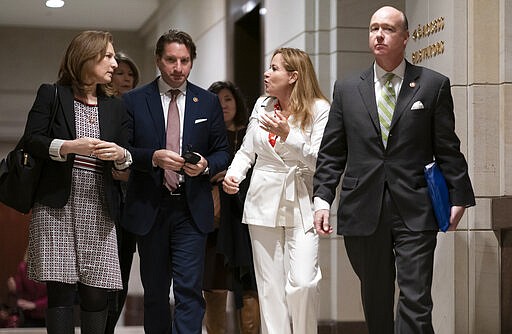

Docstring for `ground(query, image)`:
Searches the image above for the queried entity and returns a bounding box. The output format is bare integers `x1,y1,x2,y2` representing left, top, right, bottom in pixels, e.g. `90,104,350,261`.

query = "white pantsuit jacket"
226,96,330,232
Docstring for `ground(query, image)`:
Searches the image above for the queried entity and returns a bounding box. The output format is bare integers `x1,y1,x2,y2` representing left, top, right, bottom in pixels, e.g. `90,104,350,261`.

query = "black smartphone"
182,151,200,164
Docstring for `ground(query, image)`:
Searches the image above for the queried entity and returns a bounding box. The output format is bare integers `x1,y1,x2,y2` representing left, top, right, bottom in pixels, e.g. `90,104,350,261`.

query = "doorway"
229,1,263,109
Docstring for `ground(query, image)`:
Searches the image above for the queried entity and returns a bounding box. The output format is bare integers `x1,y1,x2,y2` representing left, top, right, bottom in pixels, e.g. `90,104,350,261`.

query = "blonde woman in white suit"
223,47,330,334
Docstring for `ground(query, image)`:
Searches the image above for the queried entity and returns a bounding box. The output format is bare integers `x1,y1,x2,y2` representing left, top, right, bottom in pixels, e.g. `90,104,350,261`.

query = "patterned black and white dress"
27,100,122,290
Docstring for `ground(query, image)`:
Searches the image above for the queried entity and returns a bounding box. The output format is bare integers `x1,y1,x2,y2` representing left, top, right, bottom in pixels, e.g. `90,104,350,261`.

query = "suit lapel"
358,67,381,135
98,97,120,141
58,85,76,138
98,97,109,140
389,62,421,131
258,96,286,162
145,80,166,147
182,82,200,149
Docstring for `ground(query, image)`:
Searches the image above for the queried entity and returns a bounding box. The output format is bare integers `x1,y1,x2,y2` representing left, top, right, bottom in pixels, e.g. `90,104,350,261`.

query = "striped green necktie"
377,73,396,147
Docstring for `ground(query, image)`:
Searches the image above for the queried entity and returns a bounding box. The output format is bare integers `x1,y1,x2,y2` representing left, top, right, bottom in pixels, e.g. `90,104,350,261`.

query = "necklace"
75,98,98,124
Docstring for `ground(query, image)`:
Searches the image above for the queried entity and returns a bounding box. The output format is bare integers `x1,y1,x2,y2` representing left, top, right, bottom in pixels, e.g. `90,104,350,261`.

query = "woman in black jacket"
23,30,131,334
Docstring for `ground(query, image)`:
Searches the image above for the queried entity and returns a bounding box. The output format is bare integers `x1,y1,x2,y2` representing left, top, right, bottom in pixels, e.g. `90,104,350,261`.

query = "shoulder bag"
0,84,59,214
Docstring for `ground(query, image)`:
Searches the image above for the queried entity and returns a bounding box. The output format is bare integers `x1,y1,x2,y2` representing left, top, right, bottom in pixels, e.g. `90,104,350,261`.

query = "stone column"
407,0,512,333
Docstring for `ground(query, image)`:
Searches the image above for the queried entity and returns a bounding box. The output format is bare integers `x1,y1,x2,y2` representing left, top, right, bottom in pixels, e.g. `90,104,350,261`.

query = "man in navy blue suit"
122,29,229,333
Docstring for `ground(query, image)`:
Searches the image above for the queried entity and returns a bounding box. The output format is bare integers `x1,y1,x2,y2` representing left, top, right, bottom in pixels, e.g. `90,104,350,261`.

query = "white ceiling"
0,0,160,31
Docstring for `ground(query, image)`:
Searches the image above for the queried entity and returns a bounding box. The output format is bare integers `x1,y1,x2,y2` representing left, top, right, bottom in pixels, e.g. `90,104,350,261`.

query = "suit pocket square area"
194,118,207,124
411,101,424,110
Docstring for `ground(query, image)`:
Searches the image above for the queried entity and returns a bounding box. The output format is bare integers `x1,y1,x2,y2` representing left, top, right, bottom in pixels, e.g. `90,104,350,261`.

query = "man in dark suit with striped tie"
313,6,475,334
122,30,229,333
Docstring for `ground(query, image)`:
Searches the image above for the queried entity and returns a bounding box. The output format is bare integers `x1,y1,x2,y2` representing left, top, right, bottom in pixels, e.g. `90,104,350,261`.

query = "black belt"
162,184,185,197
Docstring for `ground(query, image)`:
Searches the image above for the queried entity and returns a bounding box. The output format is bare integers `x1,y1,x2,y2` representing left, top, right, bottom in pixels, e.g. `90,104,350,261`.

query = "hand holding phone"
182,151,201,164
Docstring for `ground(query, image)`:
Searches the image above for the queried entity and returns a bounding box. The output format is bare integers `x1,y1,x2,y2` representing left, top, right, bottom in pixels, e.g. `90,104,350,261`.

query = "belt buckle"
169,184,183,196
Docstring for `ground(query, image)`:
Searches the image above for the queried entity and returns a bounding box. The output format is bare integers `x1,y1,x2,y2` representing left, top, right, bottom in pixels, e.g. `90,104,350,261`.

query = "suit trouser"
138,193,207,334
344,188,437,334
249,224,321,334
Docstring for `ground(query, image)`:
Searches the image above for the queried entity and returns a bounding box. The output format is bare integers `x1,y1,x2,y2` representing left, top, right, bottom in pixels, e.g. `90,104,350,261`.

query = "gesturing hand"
259,110,290,141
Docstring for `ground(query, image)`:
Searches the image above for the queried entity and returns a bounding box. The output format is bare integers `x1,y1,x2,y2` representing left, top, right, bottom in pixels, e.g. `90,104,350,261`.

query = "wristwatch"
202,166,210,175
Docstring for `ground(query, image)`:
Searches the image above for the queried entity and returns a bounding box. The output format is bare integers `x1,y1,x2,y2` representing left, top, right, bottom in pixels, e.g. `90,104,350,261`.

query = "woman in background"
111,51,140,97
204,81,260,334
223,48,330,334
24,30,131,334
104,51,140,334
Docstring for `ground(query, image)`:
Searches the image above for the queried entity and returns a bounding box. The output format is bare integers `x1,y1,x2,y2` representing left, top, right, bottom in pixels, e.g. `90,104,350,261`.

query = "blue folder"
424,162,451,232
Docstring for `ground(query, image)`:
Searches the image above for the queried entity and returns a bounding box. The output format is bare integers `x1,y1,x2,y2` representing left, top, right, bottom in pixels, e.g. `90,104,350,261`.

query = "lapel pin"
193,97,199,102
409,82,416,88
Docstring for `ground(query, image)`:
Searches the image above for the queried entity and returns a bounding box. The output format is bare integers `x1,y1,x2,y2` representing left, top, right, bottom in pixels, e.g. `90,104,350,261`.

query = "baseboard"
318,320,368,334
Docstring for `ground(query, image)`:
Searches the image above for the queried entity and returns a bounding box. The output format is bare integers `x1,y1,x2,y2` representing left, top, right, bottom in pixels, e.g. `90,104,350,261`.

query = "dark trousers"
344,188,437,334
105,226,136,333
138,192,207,334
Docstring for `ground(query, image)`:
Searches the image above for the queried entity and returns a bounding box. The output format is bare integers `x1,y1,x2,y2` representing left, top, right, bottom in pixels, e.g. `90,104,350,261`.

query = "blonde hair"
271,47,328,130
57,30,116,97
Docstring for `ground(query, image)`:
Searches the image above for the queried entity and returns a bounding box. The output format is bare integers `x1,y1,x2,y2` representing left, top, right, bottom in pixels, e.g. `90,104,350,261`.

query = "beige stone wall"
406,0,510,332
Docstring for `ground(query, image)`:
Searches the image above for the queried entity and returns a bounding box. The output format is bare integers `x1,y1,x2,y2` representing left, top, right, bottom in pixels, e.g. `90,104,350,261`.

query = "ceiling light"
242,1,256,14
46,0,65,8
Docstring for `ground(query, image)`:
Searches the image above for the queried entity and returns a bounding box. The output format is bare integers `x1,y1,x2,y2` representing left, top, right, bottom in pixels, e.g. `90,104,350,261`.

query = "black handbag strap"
17,84,60,150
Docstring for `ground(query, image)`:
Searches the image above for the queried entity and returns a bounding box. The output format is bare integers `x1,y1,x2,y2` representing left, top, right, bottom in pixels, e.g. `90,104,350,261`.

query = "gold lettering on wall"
410,16,446,64
412,17,445,40
411,41,445,64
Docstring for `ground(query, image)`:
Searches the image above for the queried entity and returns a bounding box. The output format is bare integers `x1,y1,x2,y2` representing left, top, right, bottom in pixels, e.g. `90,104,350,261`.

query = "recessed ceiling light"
46,0,65,8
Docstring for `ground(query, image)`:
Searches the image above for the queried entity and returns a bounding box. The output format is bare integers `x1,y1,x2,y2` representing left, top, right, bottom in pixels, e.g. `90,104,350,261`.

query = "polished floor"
0,328,144,334
0,293,238,334
0,325,225,334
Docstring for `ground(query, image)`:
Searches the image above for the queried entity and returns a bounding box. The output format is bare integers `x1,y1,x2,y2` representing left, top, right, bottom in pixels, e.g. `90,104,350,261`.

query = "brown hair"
271,47,328,130
57,30,116,96
155,29,197,61
115,51,140,88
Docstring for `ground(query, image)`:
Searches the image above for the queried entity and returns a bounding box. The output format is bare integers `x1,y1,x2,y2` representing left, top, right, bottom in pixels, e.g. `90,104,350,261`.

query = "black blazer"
314,61,475,236
23,83,129,222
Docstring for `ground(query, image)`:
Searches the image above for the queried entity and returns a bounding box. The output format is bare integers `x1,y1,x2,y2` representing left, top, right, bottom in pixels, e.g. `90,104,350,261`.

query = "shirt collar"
373,59,406,83
158,76,187,96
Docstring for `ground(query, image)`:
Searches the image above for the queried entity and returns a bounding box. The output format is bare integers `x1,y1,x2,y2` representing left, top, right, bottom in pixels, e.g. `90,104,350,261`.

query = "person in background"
223,48,330,334
112,51,140,97
203,81,260,334
104,51,140,334
24,30,132,334
121,29,230,333
7,250,47,327
313,6,475,334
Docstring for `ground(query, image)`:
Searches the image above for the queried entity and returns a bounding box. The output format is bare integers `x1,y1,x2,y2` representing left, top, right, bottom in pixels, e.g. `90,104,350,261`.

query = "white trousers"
249,224,322,334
